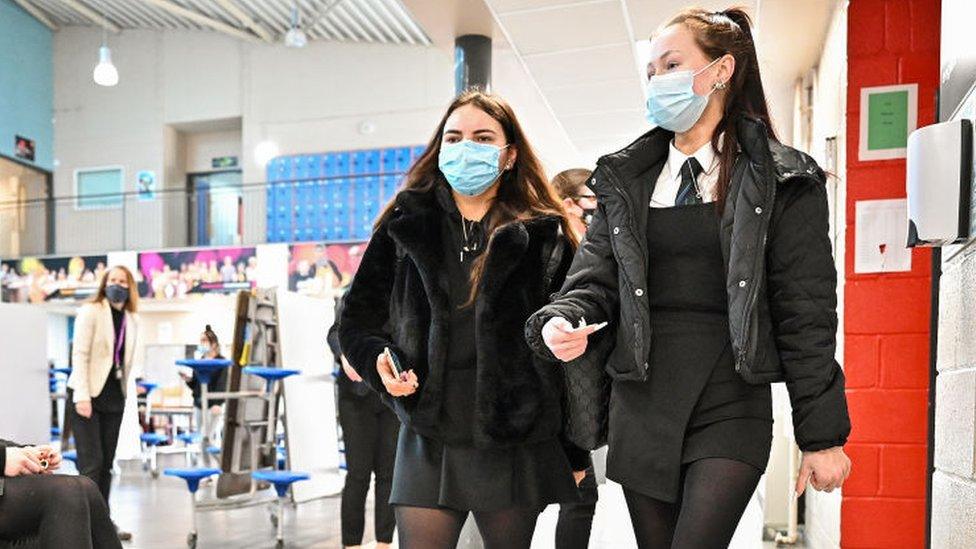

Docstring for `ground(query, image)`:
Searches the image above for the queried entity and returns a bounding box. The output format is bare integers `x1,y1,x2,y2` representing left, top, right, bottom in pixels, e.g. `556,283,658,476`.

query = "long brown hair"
660,7,777,208
377,90,578,299
93,265,139,313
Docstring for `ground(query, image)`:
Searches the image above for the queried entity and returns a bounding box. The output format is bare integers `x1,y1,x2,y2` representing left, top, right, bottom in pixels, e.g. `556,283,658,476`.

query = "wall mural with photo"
2,242,371,304
287,242,365,298
0,255,108,303
136,247,258,299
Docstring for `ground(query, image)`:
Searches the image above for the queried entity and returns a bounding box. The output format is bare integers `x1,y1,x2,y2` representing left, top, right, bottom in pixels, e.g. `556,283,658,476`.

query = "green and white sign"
859,83,918,161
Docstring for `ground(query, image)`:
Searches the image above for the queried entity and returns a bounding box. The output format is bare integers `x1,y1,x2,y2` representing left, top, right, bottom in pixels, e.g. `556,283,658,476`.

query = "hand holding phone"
542,316,608,362
377,347,418,397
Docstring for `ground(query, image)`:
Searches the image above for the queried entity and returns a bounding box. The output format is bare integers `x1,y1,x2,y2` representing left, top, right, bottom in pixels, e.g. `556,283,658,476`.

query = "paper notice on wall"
854,199,912,273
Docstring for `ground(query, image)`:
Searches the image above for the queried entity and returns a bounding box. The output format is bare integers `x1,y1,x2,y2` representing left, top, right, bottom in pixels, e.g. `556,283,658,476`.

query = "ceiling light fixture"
92,7,118,87
284,2,307,48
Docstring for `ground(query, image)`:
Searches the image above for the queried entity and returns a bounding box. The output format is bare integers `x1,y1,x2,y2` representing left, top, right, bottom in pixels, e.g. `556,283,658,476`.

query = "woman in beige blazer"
66,265,139,541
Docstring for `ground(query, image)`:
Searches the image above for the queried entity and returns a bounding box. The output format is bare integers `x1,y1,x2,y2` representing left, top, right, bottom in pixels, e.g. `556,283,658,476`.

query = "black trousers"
70,399,124,505
555,466,599,549
0,474,122,549
338,389,399,546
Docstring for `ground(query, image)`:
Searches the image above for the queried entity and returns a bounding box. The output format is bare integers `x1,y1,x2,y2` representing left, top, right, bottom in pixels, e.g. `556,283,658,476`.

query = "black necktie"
675,157,704,206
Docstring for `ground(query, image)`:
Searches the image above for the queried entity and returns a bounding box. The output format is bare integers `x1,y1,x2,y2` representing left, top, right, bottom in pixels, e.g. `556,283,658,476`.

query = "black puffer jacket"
526,116,851,452
338,186,589,469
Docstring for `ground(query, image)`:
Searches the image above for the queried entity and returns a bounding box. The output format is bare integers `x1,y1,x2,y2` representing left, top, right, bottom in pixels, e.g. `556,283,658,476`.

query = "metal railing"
0,174,400,259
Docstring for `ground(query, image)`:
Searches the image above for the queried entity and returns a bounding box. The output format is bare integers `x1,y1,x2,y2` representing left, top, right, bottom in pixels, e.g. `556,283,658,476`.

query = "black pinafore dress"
605,202,774,503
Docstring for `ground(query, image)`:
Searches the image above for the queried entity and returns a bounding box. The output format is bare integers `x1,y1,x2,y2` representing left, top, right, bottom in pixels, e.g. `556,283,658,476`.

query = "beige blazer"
67,300,138,403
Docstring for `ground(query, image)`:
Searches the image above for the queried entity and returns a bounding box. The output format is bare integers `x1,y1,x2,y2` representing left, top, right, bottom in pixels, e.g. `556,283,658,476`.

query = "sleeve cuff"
561,439,592,471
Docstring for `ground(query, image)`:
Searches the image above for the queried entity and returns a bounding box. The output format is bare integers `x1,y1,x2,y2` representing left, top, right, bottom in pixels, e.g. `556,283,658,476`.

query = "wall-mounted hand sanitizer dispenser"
906,118,973,247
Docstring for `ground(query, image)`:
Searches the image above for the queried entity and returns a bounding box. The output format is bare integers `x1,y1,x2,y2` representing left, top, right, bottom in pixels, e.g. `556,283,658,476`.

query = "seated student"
179,325,227,442
0,439,122,548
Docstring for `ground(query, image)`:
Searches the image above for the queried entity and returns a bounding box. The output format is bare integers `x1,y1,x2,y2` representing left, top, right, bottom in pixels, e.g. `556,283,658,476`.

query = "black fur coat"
338,187,586,466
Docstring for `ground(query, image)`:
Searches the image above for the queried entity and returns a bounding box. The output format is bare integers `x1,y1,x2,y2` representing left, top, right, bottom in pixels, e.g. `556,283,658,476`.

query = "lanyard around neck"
114,312,127,367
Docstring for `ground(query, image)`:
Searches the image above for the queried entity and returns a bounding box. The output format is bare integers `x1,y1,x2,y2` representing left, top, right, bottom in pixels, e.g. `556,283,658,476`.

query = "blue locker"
323,153,337,177
266,159,277,183
365,150,380,175
335,152,351,176
411,146,426,160
353,151,369,175
381,148,397,173
395,147,412,172
285,156,302,181
306,155,321,179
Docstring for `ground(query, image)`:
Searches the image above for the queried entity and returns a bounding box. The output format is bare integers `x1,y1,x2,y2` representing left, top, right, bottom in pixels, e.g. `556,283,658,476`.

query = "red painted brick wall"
842,1,940,547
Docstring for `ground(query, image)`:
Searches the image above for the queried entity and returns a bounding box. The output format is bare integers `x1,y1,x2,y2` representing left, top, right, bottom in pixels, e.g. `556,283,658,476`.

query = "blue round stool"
242,366,301,393
141,433,168,478
62,450,77,463
177,432,201,445
251,470,310,547
177,432,202,466
137,380,159,393
141,432,168,445
164,467,221,548
176,358,232,385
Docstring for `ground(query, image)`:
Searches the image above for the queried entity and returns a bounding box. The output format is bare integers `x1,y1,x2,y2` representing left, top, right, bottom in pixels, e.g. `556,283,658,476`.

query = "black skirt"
389,369,579,512
606,312,772,502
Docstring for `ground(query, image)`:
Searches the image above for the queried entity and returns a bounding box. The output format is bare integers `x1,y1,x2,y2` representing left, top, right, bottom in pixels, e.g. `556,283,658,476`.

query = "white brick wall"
931,472,976,548
934,241,976,543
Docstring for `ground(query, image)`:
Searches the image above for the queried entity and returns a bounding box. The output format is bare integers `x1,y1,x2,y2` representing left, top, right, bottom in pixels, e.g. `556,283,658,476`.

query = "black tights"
0,474,121,549
624,458,762,549
394,504,541,549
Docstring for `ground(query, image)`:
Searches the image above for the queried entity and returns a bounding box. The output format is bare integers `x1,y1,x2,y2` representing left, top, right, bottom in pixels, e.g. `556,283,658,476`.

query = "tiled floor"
97,456,803,548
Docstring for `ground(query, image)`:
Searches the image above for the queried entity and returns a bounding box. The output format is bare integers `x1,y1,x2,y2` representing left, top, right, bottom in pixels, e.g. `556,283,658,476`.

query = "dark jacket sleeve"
767,179,851,452
0,439,23,478
327,299,343,361
525,202,620,360
338,219,401,394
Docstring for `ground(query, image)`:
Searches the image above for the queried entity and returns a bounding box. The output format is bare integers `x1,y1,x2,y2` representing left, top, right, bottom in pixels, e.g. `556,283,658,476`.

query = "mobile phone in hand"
384,347,405,378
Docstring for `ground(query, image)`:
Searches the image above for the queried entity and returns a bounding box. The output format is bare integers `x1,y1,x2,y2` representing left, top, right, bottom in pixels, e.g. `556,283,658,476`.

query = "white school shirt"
649,139,720,208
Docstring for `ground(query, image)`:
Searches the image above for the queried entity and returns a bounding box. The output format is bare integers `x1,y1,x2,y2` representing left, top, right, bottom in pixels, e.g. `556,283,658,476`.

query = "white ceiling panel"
490,0,587,13
625,0,741,39
525,43,637,88
544,78,645,117
499,0,626,55
560,109,647,139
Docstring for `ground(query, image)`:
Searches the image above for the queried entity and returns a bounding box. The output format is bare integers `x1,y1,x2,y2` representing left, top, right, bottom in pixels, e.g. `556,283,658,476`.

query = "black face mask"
105,284,129,304
581,208,596,226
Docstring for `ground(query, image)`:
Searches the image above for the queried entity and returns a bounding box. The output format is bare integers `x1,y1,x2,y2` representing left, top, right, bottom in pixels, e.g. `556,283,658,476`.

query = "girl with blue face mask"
339,91,589,549
528,7,852,547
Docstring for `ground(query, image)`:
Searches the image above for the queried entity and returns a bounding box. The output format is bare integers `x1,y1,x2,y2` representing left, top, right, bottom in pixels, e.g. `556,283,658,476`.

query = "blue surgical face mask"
105,284,128,304
438,140,509,197
645,57,722,133
195,344,209,359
